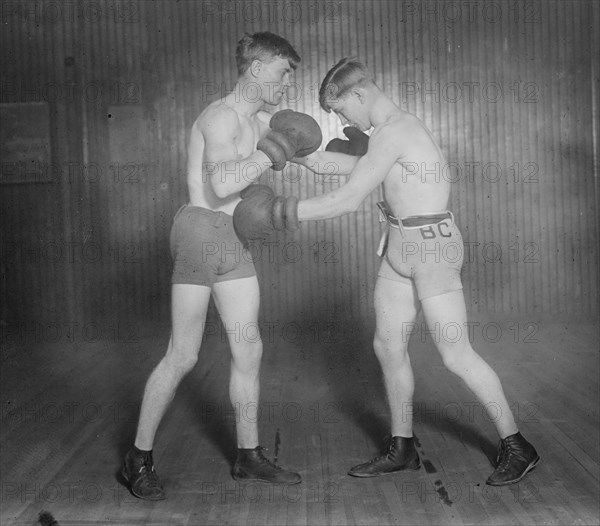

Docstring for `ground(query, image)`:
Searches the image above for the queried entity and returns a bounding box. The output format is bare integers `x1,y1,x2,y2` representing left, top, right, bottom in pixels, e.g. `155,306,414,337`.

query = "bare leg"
348,275,421,477
420,290,518,439
212,276,262,449
213,276,301,484
372,276,420,438
135,284,211,450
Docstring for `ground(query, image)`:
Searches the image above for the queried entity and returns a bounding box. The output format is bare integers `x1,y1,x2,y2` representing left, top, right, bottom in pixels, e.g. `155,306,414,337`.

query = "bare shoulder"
195,101,240,136
372,113,421,142
371,113,434,162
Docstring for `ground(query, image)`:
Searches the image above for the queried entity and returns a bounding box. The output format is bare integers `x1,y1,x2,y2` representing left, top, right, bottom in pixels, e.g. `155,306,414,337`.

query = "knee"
231,339,263,374
441,353,461,375
163,348,198,376
440,345,474,375
372,335,387,360
373,334,409,366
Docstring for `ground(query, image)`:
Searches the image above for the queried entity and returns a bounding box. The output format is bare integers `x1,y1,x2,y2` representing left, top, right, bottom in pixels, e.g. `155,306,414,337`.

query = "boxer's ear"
249,59,262,78
351,87,366,104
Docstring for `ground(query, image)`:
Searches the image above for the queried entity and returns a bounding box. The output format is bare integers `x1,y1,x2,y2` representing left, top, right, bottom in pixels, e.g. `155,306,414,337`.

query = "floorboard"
1,321,598,525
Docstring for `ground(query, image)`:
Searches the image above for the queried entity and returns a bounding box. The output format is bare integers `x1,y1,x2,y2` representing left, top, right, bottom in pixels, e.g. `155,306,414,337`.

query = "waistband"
376,201,453,228
175,204,233,225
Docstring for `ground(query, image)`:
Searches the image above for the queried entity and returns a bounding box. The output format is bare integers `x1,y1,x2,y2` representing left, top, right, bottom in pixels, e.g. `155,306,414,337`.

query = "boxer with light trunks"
121,32,322,500
234,57,539,486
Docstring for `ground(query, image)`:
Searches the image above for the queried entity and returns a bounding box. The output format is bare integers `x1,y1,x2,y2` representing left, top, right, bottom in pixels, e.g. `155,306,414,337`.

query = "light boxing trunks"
376,201,464,300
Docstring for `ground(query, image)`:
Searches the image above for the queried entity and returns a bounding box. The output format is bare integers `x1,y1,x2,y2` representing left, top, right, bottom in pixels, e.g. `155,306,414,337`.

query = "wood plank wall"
1,0,598,338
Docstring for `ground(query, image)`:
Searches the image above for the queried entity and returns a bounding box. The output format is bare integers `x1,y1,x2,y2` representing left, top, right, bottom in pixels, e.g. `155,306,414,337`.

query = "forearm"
297,190,360,222
209,151,272,198
293,151,359,176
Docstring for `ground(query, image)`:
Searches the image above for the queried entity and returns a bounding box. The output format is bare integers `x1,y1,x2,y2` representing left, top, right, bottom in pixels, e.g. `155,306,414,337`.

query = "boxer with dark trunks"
234,57,539,486
120,32,322,500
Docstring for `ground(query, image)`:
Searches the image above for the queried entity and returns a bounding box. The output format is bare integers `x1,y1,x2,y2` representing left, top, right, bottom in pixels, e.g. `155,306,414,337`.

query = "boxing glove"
233,184,299,246
258,110,323,170
325,127,369,156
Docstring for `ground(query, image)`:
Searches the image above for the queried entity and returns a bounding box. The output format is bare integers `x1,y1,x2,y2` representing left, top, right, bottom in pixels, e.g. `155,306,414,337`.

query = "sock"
133,445,152,456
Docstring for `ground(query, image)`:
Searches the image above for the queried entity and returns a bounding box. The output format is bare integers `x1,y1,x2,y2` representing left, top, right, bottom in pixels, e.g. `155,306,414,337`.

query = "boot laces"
496,440,525,473
369,437,395,464
138,454,161,488
384,437,396,457
256,447,282,470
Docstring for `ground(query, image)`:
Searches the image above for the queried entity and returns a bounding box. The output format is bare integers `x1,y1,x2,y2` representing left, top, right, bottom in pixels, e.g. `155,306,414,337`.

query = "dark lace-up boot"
486,432,540,486
121,447,166,500
348,436,421,477
232,446,301,484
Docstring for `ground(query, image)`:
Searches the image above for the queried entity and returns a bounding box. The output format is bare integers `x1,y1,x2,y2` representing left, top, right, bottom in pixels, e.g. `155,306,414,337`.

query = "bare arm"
292,150,360,176
201,107,271,199
297,128,400,221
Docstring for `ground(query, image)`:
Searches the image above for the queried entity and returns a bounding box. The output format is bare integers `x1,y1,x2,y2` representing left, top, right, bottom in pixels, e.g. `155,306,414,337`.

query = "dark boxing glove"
325,127,369,156
257,110,323,170
233,184,299,247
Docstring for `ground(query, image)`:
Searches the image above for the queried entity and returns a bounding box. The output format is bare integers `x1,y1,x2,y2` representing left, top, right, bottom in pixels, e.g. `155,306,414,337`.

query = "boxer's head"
319,58,376,131
236,32,301,104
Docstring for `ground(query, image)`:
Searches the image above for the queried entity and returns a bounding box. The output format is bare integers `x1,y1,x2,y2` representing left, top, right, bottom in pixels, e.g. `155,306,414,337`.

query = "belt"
174,204,231,227
377,202,452,228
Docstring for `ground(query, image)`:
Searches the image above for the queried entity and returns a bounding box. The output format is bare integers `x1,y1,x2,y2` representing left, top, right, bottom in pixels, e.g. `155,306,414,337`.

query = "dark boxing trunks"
170,205,257,287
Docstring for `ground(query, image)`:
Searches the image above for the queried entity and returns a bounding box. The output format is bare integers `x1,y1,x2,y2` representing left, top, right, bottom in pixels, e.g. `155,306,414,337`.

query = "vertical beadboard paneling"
1,0,85,328
1,0,598,335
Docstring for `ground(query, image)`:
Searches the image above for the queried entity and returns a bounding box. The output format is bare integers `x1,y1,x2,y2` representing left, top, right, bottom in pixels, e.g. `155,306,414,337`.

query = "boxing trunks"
171,205,256,287
376,201,464,300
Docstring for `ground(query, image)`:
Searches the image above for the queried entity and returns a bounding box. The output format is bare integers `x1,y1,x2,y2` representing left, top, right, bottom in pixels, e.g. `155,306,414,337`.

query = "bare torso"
375,111,451,218
186,94,271,214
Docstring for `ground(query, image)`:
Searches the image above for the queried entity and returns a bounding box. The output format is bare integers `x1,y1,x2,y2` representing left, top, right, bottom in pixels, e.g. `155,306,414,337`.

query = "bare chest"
236,117,264,158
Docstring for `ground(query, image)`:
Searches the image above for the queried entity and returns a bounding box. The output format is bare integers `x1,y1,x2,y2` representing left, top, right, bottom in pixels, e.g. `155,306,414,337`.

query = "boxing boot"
486,432,540,486
232,446,301,484
348,435,421,477
121,447,166,500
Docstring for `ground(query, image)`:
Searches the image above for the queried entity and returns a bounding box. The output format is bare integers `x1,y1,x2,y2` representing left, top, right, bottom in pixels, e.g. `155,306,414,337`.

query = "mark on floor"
422,459,437,474
38,511,60,526
274,428,281,463
434,479,453,506
413,434,438,473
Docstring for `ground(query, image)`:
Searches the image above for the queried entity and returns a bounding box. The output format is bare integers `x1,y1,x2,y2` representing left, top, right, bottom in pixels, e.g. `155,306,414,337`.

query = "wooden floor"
1,317,599,526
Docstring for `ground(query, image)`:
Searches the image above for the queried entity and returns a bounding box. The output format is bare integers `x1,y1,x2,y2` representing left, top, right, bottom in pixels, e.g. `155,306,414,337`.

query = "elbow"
213,185,229,200
342,197,363,214
211,177,230,199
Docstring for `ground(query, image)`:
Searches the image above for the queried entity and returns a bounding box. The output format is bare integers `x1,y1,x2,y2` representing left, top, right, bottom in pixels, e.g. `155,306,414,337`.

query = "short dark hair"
319,57,373,112
235,32,301,76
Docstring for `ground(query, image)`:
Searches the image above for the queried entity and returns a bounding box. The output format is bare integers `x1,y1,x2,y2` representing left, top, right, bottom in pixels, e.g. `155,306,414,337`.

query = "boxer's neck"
226,79,266,117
